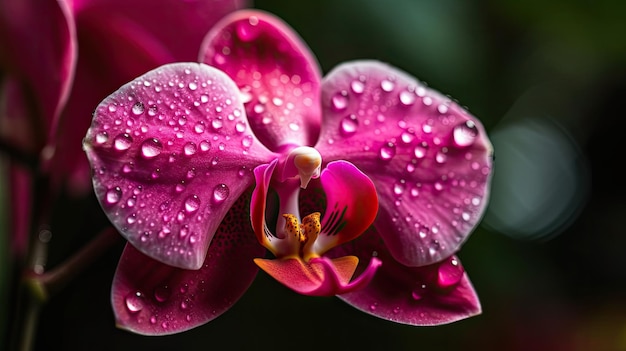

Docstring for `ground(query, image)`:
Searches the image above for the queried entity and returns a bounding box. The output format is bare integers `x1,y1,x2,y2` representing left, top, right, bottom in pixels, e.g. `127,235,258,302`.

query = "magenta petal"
318,61,493,267
84,63,273,269
333,229,481,326
0,0,76,141
314,160,378,254
112,195,265,335
199,10,322,151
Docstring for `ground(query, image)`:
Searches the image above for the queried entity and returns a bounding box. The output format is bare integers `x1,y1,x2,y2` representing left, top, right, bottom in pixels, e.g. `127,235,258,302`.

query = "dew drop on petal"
125,291,144,313
212,184,230,203
414,142,428,158
379,142,396,160
381,79,394,92
154,286,170,302
106,187,122,204
200,140,211,152
212,119,223,130
188,82,197,91
350,80,365,94
331,91,349,111
399,90,416,105
340,114,358,136
437,257,464,288
141,138,163,158
132,102,145,115
95,132,108,144
401,130,415,144
184,195,201,213
184,142,197,156
114,133,133,151
453,120,478,147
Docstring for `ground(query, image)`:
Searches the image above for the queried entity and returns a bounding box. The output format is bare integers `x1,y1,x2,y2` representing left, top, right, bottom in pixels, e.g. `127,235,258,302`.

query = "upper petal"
84,62,274,269
0,0,76,144
331,228,481,326
112,191,265,335
317,61,493,267
199,10,321,151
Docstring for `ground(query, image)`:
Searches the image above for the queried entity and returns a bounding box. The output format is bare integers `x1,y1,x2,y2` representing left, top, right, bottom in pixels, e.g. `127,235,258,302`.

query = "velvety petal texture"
52,0,248,194
318,61,494,267
331,228,481,325
0,0,76,146
112,192,265,335
84,63,274,269
199,10,321,151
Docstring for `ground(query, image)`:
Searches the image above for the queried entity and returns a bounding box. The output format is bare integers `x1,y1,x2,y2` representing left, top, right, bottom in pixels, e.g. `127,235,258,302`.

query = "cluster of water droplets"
323,69,491,263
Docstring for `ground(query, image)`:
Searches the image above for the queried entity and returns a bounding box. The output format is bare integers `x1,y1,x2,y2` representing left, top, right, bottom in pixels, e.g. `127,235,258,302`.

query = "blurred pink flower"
83,10,493,334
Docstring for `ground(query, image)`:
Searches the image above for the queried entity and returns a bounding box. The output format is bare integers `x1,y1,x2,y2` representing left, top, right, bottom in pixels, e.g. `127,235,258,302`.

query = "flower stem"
26,227,121,300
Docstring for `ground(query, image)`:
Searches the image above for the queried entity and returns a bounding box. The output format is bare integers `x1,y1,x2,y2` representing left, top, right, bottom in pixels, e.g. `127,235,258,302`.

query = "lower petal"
331,228,481,325
112,197,265,335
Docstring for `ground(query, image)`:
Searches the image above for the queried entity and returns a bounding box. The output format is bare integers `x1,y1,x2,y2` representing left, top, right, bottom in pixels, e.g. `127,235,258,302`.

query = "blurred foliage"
2,0,624,350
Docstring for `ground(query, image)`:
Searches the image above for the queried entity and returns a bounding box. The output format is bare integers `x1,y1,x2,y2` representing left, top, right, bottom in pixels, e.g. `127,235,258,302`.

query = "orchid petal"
0,0,76,145
332,228,481,325
112,192,265,335
318,61,493,267
254,255,381,297
250,160,278,254
51,0,247,194
199,10,321,151
84,63,273,269
312,160,378,255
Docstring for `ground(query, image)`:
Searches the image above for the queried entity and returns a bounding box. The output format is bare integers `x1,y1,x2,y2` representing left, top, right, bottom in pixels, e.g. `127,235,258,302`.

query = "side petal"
112,192,265,335
332,228,481,326
313,160,378,255
0,0,76,144
318,61,493,267
199,10,321,151
84,62,274,269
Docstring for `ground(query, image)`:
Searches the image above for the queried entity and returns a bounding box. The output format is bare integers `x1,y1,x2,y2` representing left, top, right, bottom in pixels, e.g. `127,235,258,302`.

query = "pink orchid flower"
83,10,493,335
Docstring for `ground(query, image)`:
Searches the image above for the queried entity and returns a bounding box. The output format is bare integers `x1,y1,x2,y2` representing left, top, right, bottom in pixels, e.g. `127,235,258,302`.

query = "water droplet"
331,91,349,111
453,121,478,147
127,213,137,224
125,291,144,313
379,142,396,160
462,212,471,221
340,114,358,136
437,104,449,114
148,105,158,116
132,102,145,115
183,142,197,156
194,123,205,133
241,135,253,148
108,104,117,113
350,80,365,94
212,119,223,130
141,138,163,158
184,195,201,213
289,122,299,131
393,181,406,195
235,121,246,133
414,142,428,158
411,188,419,197
95,132,109,144
437,257,464,288
381,79,394,92
400,130,415,144
435,150,447,164
200,140,211,152
114,133,133,151
399,90,416,105
106,187,122,204
369,303,378,311
152,285,170,302
212,184,230,203
188,82,197,91
272,97,283,106
411,285,427,300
